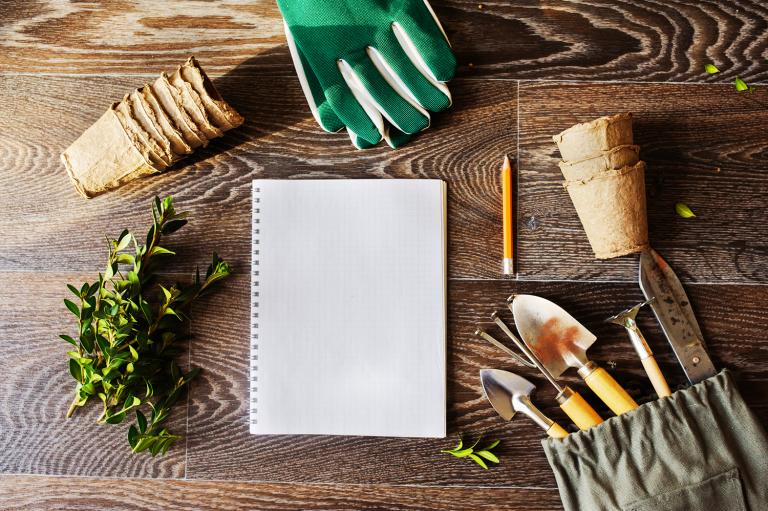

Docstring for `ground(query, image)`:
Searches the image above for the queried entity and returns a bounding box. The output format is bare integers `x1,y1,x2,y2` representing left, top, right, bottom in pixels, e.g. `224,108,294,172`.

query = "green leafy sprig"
61,196,231,456
440,436,501,470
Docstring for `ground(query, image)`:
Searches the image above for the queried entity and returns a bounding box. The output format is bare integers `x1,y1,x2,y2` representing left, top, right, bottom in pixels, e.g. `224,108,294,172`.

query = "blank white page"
250,179,446,437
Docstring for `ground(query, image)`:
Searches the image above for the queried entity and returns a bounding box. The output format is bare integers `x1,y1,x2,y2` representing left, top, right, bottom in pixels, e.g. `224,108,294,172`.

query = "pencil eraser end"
502,258,514,276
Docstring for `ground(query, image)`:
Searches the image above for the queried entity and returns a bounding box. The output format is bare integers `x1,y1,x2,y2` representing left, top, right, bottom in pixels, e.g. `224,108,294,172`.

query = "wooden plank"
517,81,768,282
0,74,513,279
2,1,767,83
1,276,766,482
0,273,186,478
185,277,768,484
0,475,563,511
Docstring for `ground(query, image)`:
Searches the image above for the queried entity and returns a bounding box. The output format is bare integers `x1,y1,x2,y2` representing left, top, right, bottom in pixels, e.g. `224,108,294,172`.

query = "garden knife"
512,294,638,416
639,248,717,384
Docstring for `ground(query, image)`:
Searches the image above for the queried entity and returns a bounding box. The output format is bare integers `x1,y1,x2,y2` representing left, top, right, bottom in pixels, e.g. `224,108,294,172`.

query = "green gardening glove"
277,0,456,149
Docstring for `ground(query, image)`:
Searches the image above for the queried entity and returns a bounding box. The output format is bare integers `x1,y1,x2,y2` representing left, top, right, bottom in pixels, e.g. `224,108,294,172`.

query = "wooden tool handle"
559,388,603,430
584,366,638,415
546,422,568,439
641,355,672,398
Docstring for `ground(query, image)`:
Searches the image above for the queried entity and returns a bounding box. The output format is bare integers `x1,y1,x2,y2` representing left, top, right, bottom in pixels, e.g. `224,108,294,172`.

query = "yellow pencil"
501,155,514,275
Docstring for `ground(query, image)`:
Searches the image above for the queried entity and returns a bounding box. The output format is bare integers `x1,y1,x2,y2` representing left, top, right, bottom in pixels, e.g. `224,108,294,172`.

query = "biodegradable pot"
61,108,159,198
553,113,633,162
563,161,649,259
558,144,640,182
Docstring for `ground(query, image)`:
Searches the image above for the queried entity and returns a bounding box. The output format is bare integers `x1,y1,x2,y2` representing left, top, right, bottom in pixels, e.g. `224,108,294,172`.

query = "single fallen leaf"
675,203,696,218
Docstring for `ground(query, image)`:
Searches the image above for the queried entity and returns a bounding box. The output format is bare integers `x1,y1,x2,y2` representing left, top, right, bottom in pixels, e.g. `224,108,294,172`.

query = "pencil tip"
502,154,512,171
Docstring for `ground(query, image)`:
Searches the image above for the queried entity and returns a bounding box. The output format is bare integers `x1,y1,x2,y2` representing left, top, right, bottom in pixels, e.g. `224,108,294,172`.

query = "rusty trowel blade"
511,295,596,379
480,369,535,421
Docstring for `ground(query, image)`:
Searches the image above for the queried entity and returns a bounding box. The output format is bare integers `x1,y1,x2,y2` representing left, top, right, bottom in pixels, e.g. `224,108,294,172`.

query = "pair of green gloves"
276,0,456,149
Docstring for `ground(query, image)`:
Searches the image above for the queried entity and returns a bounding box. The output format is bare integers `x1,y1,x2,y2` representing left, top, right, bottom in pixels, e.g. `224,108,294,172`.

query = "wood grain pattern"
0,74,512,279
2,1,768,508
185,277,768,485
5,272,766,485
0,475,563,511
2,1,767,83
517,81,768,282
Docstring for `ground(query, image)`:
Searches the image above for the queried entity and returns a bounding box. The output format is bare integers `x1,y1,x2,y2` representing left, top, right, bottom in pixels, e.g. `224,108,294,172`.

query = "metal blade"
511,295,595,379
639,248,717,383
480,369,535,421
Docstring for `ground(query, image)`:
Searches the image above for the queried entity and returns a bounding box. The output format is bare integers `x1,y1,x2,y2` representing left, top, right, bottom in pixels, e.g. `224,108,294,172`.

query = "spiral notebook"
250,179,447,437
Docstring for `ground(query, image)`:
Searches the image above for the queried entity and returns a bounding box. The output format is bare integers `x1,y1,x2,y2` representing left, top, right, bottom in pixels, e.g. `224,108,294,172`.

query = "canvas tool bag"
542,370,768,510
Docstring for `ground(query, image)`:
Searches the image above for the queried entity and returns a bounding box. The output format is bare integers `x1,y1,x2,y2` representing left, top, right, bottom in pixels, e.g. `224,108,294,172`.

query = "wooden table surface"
1,1,767,509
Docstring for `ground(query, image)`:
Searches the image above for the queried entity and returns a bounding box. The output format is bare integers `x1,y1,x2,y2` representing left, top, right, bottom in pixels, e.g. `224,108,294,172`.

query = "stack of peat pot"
62,57,244,198
553,113,649,259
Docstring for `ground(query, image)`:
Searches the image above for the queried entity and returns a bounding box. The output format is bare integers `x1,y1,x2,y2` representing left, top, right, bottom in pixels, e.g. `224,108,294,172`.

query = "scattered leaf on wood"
675,202,696,218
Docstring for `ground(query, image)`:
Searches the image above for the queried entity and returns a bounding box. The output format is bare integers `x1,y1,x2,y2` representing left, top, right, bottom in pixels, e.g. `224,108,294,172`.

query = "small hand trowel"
511,294,638,416
480,369,568,439
606,299,672,398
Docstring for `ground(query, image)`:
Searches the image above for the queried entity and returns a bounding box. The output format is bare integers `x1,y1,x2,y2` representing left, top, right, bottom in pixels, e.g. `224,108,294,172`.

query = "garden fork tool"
606,299,671,398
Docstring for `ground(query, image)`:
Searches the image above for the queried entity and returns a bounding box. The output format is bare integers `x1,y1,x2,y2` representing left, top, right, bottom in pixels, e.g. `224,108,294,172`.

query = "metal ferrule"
502,258,514,276
555,386,574,405
577,360,598,379
515,395,553,430
624,318,653,359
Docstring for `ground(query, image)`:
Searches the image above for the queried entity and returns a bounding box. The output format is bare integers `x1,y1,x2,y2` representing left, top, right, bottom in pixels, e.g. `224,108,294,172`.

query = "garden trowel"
480,369,568,438
511,294,638,416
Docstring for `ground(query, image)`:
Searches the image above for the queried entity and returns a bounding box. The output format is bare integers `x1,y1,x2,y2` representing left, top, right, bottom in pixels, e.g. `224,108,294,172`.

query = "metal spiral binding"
250,184,261,426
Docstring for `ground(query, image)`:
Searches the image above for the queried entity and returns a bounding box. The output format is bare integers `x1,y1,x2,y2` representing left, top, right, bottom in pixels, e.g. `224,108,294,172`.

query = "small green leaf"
67,284,81,297
136,410,147,433
734,77,750,92
116,253,135,265
441,448,473,458
116,230,132,251
128,425,138,447
59,334,77,346
150,246,175,257
69,359,82,382
162,218,188,235
704,64,719,74
483,440,500,450
475,450,500,463
64,299,80,317
468,453,488,469
129,345,139,361
675,202,696,218
105,411,126,424
132,437,153,453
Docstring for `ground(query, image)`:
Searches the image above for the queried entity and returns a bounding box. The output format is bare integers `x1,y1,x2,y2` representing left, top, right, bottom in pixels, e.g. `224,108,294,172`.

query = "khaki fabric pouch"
542,370,768,510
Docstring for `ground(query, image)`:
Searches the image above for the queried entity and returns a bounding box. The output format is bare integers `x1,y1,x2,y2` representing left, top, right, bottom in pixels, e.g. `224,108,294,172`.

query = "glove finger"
395,0,457,82
284,22,345,133
330,60,389,145
347,128,377,149
349,52,430,135
383,125,412,149
371,33,451,113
